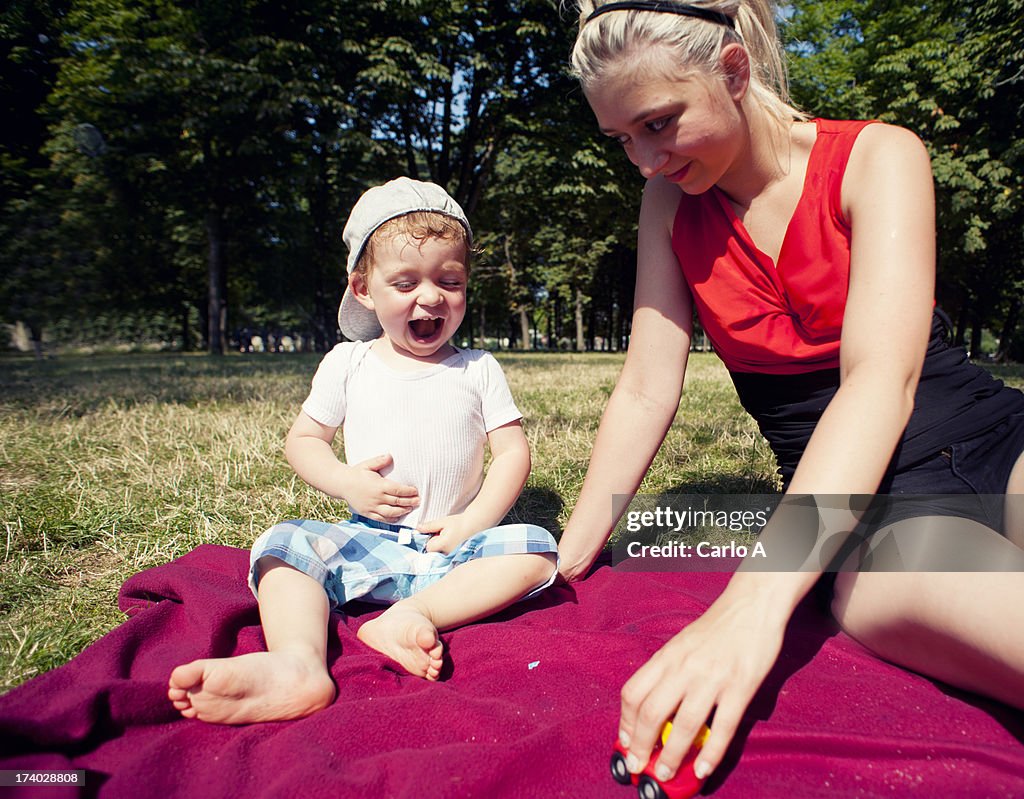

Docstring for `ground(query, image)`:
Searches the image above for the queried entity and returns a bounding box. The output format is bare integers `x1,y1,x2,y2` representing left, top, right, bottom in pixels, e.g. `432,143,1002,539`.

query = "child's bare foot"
167,650,335,724
357,605,444,679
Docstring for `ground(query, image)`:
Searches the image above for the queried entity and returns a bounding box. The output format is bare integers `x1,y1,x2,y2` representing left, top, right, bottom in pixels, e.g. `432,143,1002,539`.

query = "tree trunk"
547,297,555,349
206,208,227,356
311,148,335,352
519,307,531,351
180,304,192,352
28,320,44,360
575,287,585,352
608,295,616,351
464,297,475,349
503,237,531,351
969,308,984,358
554,294,562,348
954,297,969,347
995,297,1021,362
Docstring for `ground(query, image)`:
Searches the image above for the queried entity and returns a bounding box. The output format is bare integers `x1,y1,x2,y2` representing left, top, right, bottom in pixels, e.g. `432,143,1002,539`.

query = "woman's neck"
717,103,795,210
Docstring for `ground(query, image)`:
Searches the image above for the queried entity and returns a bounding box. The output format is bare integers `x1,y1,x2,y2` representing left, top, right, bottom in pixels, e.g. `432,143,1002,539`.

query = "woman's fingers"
619,636,702,772
692,693,747,779
654,693,716,780
618,649,673,759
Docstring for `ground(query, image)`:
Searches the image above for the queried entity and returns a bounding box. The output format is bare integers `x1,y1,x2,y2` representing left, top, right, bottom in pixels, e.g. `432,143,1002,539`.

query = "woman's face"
584,49,745,194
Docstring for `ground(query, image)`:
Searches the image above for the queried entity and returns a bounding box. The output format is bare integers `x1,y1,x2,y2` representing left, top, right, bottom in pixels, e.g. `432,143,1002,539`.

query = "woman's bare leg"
832,515,1024,709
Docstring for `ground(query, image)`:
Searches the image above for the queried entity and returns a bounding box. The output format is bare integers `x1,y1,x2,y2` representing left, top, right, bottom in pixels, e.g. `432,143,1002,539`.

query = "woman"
558,0,1024,786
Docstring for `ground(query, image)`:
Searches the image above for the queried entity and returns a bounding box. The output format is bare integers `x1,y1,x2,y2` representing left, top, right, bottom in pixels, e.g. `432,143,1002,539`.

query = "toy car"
610,721,710,799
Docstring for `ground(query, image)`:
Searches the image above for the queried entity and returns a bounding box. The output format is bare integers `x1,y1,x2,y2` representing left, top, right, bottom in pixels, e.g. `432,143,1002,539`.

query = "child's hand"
418,515,475,554
346,454,419,522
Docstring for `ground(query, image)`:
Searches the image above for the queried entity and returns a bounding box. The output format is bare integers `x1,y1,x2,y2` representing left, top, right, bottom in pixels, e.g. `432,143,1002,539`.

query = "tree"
5,0,653,355
473,61,640,351
344,0,637,349
47,0,348,353
0,0,72,355
784,0,1024,356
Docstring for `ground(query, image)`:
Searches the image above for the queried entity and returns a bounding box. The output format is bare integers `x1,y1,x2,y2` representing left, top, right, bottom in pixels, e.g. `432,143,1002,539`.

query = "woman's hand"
555,542,598,583
617,585,786,783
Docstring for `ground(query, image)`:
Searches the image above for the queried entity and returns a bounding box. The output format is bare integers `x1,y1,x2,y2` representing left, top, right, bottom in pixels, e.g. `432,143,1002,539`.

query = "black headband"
587,1,735,29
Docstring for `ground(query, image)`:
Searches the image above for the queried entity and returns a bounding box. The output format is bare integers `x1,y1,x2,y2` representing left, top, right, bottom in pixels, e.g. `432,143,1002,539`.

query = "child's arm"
419,420,531,553
285,410,419,522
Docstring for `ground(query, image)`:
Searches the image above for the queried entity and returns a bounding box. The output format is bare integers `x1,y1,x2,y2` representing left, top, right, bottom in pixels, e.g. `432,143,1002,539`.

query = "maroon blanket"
1,544,1021,797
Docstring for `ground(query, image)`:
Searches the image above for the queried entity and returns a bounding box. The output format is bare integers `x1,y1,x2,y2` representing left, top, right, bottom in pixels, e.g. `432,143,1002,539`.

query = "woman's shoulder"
811,118,925,156
845,123,931,187
849,121,926,153
838,122,933,222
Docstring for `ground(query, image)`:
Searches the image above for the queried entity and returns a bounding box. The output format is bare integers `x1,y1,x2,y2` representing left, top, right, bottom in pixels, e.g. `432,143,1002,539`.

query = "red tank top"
671,118,875,375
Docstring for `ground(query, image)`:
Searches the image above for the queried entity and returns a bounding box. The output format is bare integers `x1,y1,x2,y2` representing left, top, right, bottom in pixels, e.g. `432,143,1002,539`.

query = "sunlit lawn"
1,349,1021,692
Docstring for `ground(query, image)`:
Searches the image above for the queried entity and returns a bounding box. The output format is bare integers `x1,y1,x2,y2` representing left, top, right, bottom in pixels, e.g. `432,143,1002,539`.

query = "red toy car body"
610,722,709,799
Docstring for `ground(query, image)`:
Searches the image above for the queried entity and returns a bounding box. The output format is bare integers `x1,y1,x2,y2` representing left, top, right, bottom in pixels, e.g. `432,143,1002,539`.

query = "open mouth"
409,317,444,340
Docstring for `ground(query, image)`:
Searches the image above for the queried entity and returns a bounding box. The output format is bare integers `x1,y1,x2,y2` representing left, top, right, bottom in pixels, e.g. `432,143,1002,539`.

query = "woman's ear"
719,43,750,101
350,271,375,310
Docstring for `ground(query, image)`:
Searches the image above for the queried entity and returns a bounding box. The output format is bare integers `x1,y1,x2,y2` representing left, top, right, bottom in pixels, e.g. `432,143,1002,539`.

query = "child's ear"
719,43,751,101
350,271,375,310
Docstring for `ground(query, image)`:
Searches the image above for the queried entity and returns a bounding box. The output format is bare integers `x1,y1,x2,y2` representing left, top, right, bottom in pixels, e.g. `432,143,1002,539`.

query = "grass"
1,350,1022,693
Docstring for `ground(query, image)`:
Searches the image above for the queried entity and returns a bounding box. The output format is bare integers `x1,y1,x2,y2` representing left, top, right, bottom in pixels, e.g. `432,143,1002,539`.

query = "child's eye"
394,281,416,290
646,117,670,133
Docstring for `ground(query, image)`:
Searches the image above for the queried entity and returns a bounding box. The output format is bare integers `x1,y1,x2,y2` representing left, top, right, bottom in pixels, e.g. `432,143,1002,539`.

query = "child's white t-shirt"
301,341,523,528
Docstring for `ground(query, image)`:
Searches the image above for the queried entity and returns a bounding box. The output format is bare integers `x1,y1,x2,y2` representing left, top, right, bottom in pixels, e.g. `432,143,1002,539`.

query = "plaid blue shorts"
248,514,559,609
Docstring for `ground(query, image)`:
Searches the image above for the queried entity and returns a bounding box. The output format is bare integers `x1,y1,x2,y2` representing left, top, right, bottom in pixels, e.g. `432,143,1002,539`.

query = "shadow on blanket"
1,544,1022,798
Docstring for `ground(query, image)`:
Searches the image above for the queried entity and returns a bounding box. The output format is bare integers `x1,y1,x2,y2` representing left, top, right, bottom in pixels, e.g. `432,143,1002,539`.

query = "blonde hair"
569,0,804,125
355,211,473,276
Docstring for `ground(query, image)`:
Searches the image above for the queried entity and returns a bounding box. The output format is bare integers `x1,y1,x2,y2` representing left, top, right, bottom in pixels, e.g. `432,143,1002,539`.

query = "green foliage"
3,0,645,355
784,0,1024,357
2,1,1023,357
473,76,640,351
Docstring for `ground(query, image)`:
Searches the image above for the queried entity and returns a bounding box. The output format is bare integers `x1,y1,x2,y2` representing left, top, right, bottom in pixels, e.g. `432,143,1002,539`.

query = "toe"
168,660,206,691
414,624,438,652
